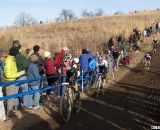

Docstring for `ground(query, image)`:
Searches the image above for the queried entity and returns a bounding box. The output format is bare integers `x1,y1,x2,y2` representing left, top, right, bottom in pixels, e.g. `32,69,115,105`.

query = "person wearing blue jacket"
88,56,98,86
79,49,89,87
28,54,41,109
87,50,94,60
79,49,89,74
88,57,98,71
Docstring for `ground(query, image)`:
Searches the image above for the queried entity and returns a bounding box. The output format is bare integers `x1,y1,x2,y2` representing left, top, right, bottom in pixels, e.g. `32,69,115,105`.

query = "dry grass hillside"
0,10,160,54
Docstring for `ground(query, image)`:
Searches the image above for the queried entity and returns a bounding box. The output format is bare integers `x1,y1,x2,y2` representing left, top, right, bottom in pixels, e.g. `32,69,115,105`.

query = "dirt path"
0,37,160,130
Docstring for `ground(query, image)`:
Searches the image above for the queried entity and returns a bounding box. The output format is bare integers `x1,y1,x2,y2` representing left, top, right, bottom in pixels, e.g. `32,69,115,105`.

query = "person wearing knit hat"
13,40,21,50
30,54,39,62
44,51,51,58
63,47,69,52
44,51,59,97
9,47,19,57
28,54,41,109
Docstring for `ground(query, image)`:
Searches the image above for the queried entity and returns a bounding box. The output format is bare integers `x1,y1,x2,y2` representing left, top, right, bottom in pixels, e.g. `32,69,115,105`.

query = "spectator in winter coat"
30,45,44,75
44,51,60,97
28,54,41,109
4,47,25,117
79,49,89,87
79,49,89,74
29,45,44,91
12,41,29,110
0,50,7,121
55,47,69,67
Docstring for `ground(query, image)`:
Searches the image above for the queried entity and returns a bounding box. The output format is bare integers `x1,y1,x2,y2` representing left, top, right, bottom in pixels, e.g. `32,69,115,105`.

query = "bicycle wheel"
74,93,81,114
59,93,72,123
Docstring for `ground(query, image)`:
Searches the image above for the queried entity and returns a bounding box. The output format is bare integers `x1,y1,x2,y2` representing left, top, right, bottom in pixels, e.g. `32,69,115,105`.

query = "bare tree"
56,9,77,22
95,9,104,16
14,12,37,27
81,9,94,17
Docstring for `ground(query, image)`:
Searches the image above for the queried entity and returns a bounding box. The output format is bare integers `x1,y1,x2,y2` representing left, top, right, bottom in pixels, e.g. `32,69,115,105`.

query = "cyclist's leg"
102,73,107,89
90,70,96,86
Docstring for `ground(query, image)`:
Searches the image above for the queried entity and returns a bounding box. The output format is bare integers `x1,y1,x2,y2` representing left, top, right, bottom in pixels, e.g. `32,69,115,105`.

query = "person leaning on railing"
12,40,29,110
4,47,25,118
27,54,41,110
44,51,60,99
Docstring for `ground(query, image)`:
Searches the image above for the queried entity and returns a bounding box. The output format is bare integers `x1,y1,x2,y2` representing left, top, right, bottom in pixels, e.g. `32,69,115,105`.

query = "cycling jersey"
144,54,151,61
152,40,158,48
98,59,108,78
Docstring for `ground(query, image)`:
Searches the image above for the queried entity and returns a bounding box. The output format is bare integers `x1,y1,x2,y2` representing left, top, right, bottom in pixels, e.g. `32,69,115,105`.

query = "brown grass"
0,10,160,55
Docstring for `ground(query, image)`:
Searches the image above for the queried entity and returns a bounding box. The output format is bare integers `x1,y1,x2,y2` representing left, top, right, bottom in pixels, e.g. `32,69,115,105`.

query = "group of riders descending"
59,22,160,122
58,23,160,122
0,21,159,123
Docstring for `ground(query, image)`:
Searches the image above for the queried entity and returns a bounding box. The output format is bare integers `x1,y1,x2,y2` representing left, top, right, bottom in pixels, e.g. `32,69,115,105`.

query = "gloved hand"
20,70,25,76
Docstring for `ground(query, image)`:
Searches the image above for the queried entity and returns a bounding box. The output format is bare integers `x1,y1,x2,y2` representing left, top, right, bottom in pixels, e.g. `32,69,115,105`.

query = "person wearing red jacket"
55,47,69,67
55,47,70,95
44,51,60,97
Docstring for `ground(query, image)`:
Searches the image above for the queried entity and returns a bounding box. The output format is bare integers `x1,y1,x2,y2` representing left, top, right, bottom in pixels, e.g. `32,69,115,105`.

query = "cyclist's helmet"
66,53,71,60
99,55,105,60
73,58,79,64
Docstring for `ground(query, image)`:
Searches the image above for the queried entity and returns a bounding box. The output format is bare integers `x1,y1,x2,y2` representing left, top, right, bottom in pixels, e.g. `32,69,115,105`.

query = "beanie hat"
82,49,88,54
30,54,38,62
44,51,51,58
13,40,21,50
63,47,69,51
33,45,40,53
9,47,19,56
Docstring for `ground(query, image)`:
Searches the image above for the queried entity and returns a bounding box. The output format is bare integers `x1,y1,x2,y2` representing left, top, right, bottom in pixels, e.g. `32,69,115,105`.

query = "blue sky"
0,0,160,27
